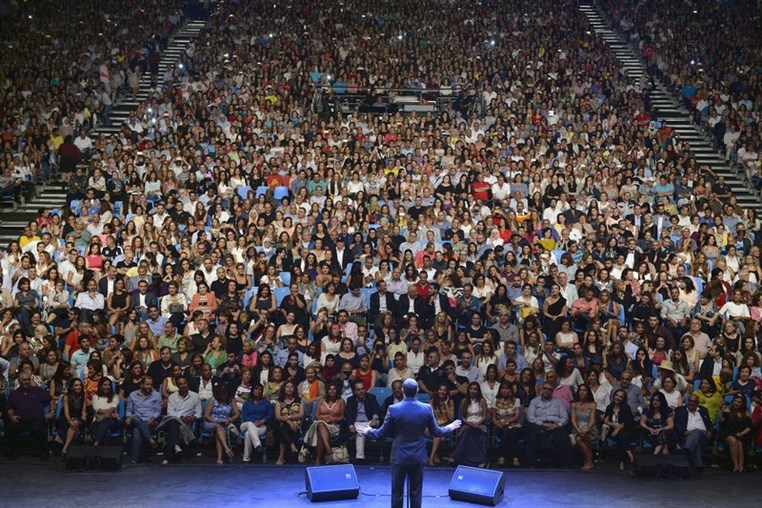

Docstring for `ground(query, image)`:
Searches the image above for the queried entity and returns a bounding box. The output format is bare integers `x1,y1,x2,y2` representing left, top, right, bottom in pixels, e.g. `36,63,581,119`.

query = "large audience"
1,0,761,473
599,0,760,184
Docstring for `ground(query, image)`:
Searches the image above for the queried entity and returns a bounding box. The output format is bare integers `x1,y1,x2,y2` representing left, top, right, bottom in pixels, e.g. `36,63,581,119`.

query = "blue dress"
203,399,234,433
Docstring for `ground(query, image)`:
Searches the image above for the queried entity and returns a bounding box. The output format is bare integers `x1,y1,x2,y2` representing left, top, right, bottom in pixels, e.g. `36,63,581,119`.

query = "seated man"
380,380,404,422
159,375,202,464
346,379,380,462
674,394,714,471
126,375,163,463
526,380,572,467
6,372,52,459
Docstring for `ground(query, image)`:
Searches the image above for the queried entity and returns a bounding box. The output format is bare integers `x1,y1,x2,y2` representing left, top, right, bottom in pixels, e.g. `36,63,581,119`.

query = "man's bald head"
403,378,418,399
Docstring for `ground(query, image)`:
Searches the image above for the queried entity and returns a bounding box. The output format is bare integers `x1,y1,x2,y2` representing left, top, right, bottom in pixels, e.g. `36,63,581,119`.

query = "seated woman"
303,382,346,465
284,352,306,386
352,354,377,392
204,336,227,371
557,356,584,394
202,383,240,464
12,359,43,389
554,319,579,353
235,368,254,410
640,392,674,455
452,382,488,467
492,383,521,467
658,375,683,410
265,367,285,403
91,377,123,446
57,377,87,456
572,384,598,470
274,379,304,465
162,364,184,410
240,383,273,464
718,394,753,473
297,366,325,406
189,282,219,321
603,388,637,470
429,383,455,466
119,361,145,400
695,377,724,424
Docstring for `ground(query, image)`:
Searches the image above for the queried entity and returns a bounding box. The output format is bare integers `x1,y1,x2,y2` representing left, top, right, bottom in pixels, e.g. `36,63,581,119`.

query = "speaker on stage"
65,445,122,470
304,464,360,502
448,465,506,506
95,446,123,470
65,445,92,469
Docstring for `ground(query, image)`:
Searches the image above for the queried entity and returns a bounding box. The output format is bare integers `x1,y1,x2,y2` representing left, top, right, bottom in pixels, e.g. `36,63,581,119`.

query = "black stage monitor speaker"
95,446,123,470
65,444,92,469
65,445,122,470
305,464,360,502
448,465,506,506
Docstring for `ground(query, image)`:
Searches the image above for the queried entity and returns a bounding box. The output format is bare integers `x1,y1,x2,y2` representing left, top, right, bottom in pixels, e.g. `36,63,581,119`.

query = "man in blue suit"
358,378,461,508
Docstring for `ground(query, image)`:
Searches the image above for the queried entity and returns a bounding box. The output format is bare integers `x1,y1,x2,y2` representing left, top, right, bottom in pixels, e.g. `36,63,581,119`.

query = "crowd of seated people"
0,0,186,202
1,0,762,472
599,0,760,185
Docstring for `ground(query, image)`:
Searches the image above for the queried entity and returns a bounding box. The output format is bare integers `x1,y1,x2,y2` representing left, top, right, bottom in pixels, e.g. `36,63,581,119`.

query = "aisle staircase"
0,18,208,247
579,1,762,214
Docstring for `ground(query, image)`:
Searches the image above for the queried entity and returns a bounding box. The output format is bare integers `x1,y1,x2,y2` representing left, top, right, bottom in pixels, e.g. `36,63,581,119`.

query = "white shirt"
480,380,500,409
75,291,105,311
196,377,215,401
686,408,707,433
406,350,425,376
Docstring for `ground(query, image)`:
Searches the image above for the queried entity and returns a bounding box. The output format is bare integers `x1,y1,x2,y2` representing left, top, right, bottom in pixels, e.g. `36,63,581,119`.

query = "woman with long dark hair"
303,382,345,465
203,383,240,464
91,377,122,446
572,384,598,470
429,383,455,466
58,377,87,456
274,379,304,465
452,382,488,467
718,394,753,472
492,383,521,467
603,388,637,470
640,391,674,455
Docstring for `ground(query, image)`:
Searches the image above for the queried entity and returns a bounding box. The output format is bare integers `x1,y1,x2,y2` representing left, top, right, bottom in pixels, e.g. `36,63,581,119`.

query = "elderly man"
6,372,52,459
608,371,646,417
526,380,572,467
674,394,714,471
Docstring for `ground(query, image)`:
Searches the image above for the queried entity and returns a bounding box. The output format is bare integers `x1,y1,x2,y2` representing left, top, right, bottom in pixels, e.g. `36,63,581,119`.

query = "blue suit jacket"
366,397,451,465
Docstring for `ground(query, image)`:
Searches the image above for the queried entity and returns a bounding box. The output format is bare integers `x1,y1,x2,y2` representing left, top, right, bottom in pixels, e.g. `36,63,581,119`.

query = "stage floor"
0,460,758,507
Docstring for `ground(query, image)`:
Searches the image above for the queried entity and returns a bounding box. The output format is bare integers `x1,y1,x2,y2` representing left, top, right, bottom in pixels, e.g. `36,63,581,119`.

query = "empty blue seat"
274,287,290,306
273,186,290,202
237,186,252,200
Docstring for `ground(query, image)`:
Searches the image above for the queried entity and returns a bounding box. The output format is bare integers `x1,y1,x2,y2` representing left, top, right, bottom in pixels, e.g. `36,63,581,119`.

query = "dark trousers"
93,418,124,445
612,429,635,462
496,426,520,461
7,419,49,455
165,420,183,461
391,463,423,508
526,423,572,466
